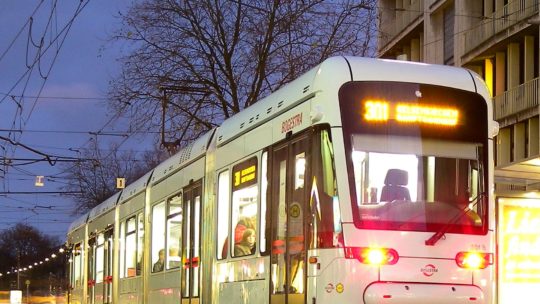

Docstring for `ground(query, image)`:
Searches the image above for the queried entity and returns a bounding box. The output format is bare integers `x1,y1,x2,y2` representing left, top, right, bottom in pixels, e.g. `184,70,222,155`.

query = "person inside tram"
153,249,165,272
222,216,256,258
380,168,410,202
234,216,256,243
234,228,256,256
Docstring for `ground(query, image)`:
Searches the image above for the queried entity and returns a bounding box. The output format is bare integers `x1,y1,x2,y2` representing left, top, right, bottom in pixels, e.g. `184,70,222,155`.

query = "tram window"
217,170,230,259
352,151,418,203
295,153,305,189
105,229,114,303
125,217,137,277
96,233,105,283
351,136,485,232
119,222,125,278
231,157,258,257
73,243,82,287
260,152,268,253
193,195,201,297
309,129,342,249
88,237,95,286
166,195,182,269
137,213,144,275
151,201,166,272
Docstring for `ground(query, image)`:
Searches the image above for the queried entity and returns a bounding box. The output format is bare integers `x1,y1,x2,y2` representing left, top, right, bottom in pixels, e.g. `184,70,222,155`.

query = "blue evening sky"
0,1,153,239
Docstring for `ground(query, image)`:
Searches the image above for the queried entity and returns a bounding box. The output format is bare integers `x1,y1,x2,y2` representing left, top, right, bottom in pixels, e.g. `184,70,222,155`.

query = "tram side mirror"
490,120,499,137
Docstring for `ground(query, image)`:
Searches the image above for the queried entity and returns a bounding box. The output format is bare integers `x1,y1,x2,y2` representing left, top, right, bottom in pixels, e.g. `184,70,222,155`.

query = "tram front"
331,79,495,304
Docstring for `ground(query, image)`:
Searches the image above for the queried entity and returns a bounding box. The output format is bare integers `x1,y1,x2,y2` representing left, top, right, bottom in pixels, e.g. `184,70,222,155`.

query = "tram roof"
214,56,483,146
88,192,120,222
215,59,322,146
68,213,88,233
118,171,153,204
345,56,477,91
150,130,215,185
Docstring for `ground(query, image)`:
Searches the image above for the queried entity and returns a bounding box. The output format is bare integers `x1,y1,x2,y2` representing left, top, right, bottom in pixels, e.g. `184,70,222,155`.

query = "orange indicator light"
365,248,386,265
344,247,399,265
455,252,493,269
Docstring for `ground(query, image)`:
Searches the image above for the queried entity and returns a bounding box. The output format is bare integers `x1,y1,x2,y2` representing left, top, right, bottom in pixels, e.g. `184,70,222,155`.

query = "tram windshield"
350,135,486,233
339,81,489,234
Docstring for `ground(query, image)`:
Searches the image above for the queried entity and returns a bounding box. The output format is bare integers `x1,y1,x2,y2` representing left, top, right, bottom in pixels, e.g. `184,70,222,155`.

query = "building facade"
377,1,540,303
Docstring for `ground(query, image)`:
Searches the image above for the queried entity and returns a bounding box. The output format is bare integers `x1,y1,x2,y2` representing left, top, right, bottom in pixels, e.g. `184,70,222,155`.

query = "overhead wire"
1,0,91,172
24,0,91,125
0,92,109,100
0,1,95,221
0,0,45,64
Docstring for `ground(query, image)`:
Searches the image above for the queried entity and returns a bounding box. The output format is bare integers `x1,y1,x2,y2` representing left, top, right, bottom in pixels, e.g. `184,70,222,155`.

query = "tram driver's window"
231,157,258,257
352,151,417,204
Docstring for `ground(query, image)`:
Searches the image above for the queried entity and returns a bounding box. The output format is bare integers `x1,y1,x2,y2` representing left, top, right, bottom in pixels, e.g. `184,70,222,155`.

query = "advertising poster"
498,197,540,303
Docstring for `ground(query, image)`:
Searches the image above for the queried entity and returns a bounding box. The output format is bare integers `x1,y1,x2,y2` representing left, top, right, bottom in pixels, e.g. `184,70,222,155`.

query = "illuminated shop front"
498,197,540,304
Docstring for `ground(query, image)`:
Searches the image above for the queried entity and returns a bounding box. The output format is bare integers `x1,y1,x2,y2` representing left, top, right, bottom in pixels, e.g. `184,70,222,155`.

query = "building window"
443,5,455,65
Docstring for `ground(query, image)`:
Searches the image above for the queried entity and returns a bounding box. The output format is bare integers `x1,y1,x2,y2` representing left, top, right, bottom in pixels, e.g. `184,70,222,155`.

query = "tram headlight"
344,247,399,265
455,252,493,269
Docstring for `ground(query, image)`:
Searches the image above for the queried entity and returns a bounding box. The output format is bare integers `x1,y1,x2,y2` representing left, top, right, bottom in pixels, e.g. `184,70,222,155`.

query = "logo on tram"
421,264,438,277
281,113,303,133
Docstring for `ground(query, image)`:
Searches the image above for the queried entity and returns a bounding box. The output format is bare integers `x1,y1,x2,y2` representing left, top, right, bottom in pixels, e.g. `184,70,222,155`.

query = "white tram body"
67,57,497,304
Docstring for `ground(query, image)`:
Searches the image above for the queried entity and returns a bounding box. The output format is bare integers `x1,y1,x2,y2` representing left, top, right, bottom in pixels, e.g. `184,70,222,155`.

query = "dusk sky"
0,1,154,239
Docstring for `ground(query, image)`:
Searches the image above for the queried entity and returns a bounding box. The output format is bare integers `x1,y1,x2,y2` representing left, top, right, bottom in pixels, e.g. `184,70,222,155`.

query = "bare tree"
109,0,377,152
60,140,167,214
0,223,63,291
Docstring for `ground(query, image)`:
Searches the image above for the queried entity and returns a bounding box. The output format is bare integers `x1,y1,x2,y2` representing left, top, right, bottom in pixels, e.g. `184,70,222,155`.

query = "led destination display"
363,100,459,126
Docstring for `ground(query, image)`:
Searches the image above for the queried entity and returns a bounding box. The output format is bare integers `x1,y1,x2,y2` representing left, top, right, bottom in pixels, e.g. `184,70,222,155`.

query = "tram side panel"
202,130,217,304
68,221,88,304
117,193,145,304
213,99,315,303
213,142,271,303
147,157,206,303
86,208,115,304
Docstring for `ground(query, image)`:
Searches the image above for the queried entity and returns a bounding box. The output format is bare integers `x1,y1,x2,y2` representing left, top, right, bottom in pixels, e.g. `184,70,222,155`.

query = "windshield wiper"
424,193,485,246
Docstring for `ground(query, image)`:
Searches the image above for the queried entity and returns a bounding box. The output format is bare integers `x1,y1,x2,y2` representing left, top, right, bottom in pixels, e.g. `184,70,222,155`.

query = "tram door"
270,135,310,304
181,181,202,304
103,228,114,304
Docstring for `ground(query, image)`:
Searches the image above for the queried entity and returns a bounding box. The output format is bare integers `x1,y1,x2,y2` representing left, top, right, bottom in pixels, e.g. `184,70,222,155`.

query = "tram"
67,56,498,304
